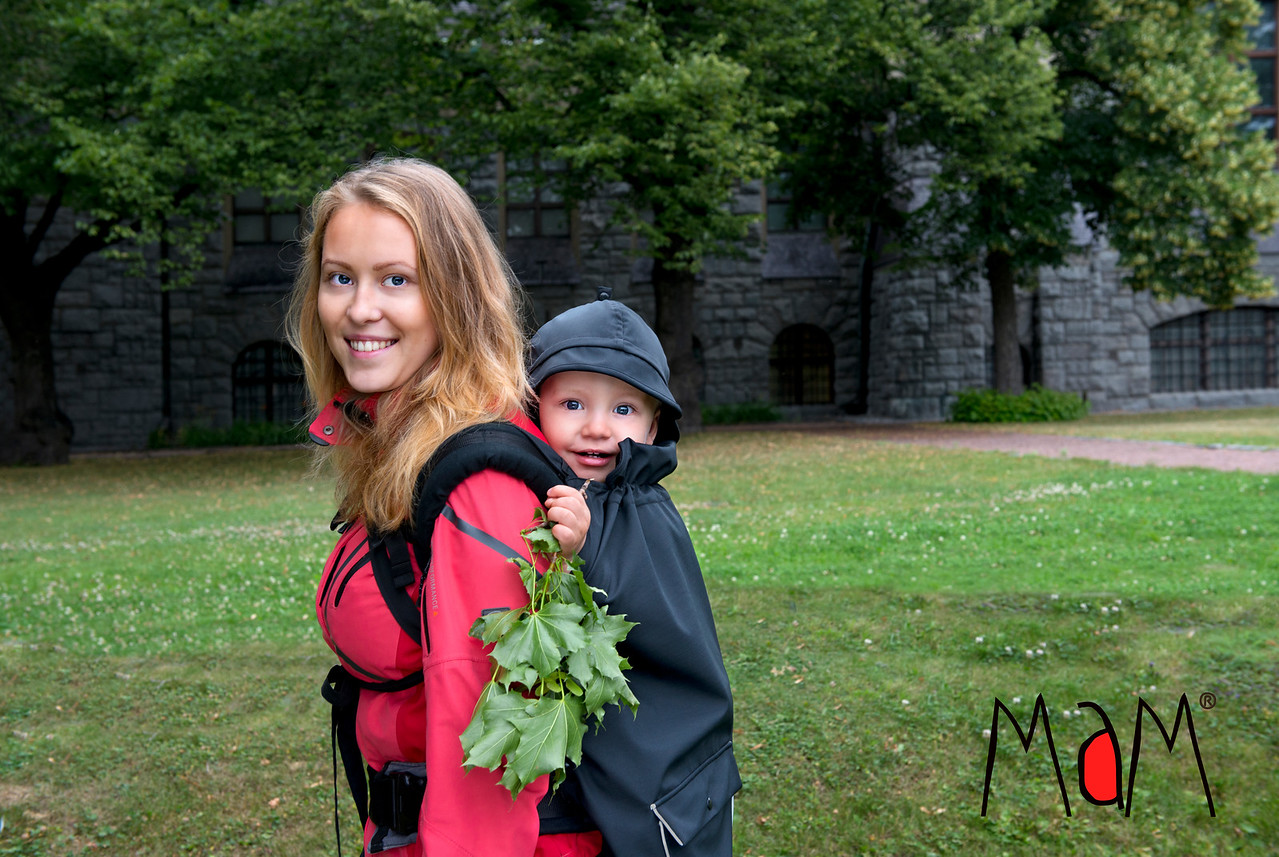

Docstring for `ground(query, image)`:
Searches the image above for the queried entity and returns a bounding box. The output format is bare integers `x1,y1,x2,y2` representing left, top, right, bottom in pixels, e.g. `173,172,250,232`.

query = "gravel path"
710,422,1279,475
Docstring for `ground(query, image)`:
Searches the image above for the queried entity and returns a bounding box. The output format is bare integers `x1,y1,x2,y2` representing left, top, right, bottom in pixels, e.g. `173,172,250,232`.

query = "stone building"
4,165,1279,454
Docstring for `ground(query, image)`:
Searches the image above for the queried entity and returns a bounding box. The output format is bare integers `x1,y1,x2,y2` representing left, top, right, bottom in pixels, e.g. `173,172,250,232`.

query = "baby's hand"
544,482,592,556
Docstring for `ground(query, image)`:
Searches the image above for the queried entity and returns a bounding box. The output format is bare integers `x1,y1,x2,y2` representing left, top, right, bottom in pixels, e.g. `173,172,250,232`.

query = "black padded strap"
411,422,568,550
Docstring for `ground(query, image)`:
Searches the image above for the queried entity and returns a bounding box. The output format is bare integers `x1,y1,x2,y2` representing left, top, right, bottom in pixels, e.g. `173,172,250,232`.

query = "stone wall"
7,181,1279,454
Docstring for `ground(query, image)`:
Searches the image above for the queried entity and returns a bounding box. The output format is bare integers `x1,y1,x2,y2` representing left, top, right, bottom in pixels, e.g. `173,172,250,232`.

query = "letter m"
981,694,1071,817
1126,694,1216,817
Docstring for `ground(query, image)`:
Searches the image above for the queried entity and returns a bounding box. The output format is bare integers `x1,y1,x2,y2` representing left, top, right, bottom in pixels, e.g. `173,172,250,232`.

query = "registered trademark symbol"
1199,692,1217,710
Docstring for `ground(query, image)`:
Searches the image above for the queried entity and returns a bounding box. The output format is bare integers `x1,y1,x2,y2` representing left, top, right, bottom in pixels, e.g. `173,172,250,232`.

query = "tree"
478,1,784,432
785,0,1279,398
1045,0,1279,307
0,0,450,464
898,0,1068,395
903,0,1279,394
770,0,1064,400
774,0,1048,406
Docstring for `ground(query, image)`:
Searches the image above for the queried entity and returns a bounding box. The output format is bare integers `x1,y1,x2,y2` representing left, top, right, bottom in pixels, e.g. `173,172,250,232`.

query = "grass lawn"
1,414,1275,856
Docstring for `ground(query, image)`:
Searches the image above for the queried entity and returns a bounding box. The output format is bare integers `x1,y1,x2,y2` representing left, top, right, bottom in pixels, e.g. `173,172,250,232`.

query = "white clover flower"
975,636,984,643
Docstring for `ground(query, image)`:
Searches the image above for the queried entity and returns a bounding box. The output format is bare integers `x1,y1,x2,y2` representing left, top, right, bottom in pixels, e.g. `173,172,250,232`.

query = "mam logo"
980,693,1215,817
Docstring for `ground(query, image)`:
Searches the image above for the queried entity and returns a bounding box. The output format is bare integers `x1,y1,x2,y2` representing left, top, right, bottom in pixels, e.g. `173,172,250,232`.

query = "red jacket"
312,401,601,857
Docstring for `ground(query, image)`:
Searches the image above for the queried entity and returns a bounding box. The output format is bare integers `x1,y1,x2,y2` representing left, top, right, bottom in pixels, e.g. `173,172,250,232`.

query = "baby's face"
538,371,660,480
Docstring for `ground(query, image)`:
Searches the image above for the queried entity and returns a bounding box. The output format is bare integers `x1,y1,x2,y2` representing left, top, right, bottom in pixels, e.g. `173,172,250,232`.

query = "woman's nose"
346,281,382,323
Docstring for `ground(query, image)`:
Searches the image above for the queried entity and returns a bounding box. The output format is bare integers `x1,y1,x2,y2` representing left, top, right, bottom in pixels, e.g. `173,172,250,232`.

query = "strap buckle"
368,763,427,834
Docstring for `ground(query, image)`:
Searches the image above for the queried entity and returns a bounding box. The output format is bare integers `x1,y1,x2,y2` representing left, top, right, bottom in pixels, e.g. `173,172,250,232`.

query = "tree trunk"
651,239,702,435
850,218,881,415
0,266,72,465
985,249,1023,395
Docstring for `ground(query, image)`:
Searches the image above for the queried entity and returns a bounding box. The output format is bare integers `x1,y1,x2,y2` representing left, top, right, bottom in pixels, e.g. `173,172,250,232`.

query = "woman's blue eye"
384,275,407,287
329,273,352,286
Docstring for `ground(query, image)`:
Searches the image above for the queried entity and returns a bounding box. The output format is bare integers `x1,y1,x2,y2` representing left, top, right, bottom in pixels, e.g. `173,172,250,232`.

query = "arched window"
1151,308,1277,393
232,341,306,424
769,324,835,405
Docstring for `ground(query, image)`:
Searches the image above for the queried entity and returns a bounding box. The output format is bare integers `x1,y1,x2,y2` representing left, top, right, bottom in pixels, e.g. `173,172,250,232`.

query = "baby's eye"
563,400,583,411
327,272,353,287
383,274,408,288
614,404,635,416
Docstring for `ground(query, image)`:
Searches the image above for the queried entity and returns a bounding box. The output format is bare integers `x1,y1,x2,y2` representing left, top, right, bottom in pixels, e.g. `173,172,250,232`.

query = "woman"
287,157,598,857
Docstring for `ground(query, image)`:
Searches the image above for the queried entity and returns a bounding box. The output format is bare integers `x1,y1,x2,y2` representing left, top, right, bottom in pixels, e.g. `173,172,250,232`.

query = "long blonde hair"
286,157,531,532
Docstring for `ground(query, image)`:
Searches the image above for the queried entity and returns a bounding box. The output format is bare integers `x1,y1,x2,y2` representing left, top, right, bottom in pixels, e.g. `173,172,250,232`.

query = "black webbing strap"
367,531,422,645
322,665,424,855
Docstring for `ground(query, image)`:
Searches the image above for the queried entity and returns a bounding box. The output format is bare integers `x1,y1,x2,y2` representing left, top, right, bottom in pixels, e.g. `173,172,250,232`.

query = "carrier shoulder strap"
412,421,565,545
369,422,566,645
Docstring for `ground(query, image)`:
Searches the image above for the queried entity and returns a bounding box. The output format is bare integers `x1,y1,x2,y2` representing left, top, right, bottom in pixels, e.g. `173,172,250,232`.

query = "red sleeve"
417,469,550,856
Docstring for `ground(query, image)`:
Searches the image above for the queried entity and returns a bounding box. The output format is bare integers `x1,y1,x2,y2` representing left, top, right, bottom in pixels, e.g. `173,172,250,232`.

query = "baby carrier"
319,422,592,851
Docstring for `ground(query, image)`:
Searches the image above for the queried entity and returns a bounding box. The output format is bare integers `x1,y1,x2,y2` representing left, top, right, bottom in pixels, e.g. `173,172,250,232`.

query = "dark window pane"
769,324,835,405
1252,57,1276,108
1243,113,1277,140
507,210,536,238
542,208,571,237
1250,2,1276,50
270,212,299,242
233,341,306,423
1151,310,1278,393
235,214,266,243
1208,309,1267,390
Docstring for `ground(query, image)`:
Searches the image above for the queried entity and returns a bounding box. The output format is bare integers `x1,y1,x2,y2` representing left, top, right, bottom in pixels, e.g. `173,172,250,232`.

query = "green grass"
1,416,1275,856
936,405,1279,449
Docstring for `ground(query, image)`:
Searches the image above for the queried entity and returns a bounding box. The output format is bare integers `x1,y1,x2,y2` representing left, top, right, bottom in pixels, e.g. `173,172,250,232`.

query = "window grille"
232,341,306,424
1151,309,1277,393
769,324,835,405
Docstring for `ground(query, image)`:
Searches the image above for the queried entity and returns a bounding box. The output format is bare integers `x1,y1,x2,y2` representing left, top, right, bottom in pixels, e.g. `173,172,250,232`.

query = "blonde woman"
287,158,599,857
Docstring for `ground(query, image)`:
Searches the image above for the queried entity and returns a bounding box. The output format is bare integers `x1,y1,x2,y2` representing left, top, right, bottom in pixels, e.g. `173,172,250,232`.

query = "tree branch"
27,173,69,262
34,215,126,292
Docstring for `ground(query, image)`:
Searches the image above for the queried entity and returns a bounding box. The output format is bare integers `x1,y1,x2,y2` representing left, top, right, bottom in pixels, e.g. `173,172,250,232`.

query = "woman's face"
318,203,439,394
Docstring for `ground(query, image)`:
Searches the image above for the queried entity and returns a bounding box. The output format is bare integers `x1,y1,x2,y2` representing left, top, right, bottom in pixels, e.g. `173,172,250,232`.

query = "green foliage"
701,401,784,426
3,0,462,462
147,420,306,450
486,3,782,269
461,511,637,797
950,385,1090,423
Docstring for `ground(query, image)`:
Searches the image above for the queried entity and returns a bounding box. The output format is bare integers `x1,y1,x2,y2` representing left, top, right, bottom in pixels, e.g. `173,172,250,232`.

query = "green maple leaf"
489,600,587,676
501,694,587,795
523,523,561,556
461,684,529,772
463,509,640,798
582,671,639,721
469,606,525,646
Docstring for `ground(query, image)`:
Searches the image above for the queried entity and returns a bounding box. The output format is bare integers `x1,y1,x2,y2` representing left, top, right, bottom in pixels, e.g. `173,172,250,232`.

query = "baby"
527,290,740,857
